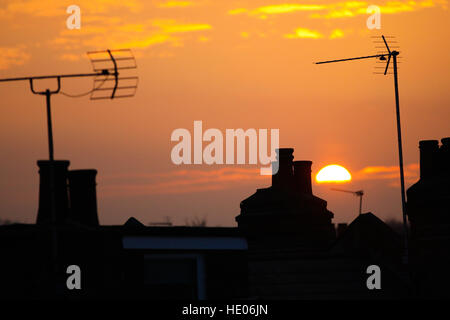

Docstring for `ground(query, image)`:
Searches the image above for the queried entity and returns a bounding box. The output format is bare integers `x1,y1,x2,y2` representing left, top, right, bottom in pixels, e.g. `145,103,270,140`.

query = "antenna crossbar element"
315,54,386,65
87,48,138,100
0,71,107,82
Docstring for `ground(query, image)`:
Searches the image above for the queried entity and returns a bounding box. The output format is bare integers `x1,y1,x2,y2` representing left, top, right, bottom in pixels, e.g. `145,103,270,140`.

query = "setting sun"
316,165,352,183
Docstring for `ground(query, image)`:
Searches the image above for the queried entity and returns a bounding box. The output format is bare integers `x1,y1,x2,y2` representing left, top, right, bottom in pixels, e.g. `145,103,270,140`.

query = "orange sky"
0,0,449,226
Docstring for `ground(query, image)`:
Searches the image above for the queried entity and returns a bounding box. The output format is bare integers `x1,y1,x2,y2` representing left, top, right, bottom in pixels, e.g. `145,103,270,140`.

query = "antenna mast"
331,188,364,216
316,35,409,264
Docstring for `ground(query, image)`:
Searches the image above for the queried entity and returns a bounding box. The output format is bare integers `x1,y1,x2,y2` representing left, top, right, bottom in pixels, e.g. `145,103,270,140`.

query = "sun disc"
316,164,351,183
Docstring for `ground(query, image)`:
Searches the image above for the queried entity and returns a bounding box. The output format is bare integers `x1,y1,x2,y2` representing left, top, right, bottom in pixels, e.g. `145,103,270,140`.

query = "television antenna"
0,49,138,281
315,35,409,263
331,188,364,216
0,48,138,160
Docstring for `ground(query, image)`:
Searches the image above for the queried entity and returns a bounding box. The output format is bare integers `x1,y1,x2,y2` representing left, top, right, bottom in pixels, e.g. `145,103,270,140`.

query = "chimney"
67,169,99,226
439,137,450,178
419,140,439,179
271,148,294,189
441,137,450,149
36,160,70,224
293,161,312,195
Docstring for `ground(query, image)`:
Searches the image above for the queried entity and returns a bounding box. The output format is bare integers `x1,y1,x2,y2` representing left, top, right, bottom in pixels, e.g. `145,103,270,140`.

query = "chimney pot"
36,160,70,224
419,140,439,179
68,169,99,226
439,137,450,177
441,137,450,147
293,160,313,194
272,148,294,189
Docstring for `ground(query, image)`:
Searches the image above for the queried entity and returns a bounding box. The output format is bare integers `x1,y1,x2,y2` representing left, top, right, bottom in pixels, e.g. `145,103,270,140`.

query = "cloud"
1,1,211,61
254,4,326,14
311,0,448,19
152,19,212,33
228,8,248,15
329,29,345,39
284,28,323,39
355,163,419,184
0,46,30,70
228,3,325,19
158,1,193,8
100,163,420,196
0,0,142,18
228,1,448,20
240,31,250,38
101,167,267,196
197,35,210,42
53,18,212,53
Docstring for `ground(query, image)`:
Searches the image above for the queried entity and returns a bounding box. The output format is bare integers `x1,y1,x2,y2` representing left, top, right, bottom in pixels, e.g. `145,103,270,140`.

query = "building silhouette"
406,138,450,297
0,140,448,299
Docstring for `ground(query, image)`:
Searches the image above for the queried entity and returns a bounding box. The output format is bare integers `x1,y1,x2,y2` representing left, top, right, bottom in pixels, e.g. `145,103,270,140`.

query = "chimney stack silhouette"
270,150,313,195
36,160,70,224
271,148,294,189
237,148,335,249
36,161,100,226
419,140,439,179
68,169,99,226
293,160,313,195
407,137,450,296
439,138,450,178
407,137,450,237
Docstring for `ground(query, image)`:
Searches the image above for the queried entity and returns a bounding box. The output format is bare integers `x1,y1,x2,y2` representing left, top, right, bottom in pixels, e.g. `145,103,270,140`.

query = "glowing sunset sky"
0,0,449,225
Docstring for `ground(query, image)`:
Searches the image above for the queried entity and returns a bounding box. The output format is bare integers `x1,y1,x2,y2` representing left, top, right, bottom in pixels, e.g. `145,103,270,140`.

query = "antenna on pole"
331,188,364,216
0,48,138,160
0,48,138,288
87,49,138,100
315,35,409,264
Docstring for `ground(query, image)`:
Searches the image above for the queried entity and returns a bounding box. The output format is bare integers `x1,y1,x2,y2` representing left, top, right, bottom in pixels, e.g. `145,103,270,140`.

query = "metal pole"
392,52,409,263
45,91,58,286
359,195,362,216
45,90,54,161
